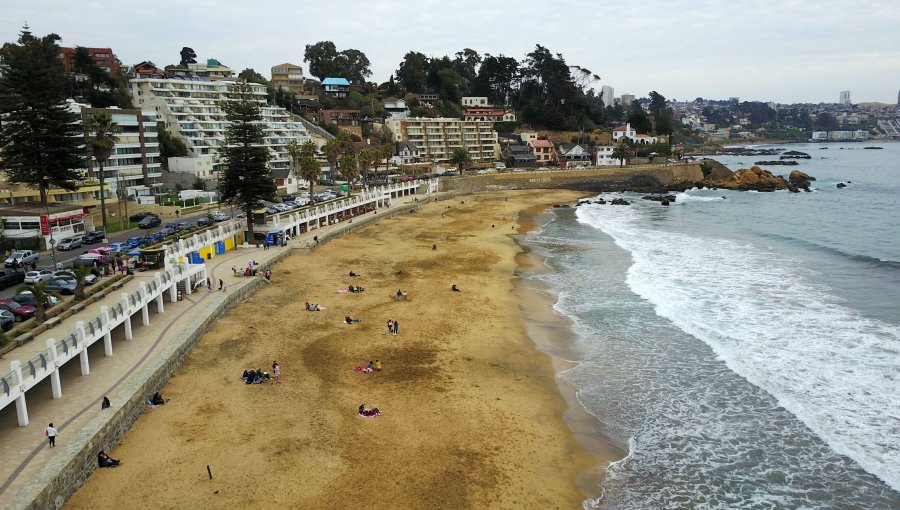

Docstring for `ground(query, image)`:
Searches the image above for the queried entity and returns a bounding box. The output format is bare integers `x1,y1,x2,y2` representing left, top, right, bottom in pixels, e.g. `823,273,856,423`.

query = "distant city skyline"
2,0,899,105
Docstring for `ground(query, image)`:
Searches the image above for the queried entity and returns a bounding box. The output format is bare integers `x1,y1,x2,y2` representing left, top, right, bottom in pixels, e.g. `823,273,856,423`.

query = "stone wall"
439,164,704,194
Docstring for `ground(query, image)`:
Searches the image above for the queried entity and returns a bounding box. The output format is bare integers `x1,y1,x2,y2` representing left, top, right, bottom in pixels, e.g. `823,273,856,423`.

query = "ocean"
523,142,900,509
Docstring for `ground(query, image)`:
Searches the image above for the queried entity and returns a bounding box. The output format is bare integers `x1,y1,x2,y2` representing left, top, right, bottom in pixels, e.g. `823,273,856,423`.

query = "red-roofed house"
529,138,556,165
612,122,637,142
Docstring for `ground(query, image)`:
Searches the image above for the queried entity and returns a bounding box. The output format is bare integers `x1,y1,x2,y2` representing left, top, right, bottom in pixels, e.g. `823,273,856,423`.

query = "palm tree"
298,156,321,196
340,153,359,194
322,139,342,184
16,281,55,323
357,148,375,184
449,147,472,175
612,143,632,167
84,112,121,235
72,264,94,302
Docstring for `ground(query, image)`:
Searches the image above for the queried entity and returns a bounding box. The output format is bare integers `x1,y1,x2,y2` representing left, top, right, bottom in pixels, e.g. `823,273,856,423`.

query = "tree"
192,176,206,190
156,122,189,168
84,112,121,234
238,68,268,85
304,41,372,83
285,139,303,180
218,81,276,242
449,147,471,174
357,148,376,182
626,102,653,134
396,51,428,93
339,153,359,191
321,138,343,179
16,282,54,323
72,264,93,302
179,47,197,67
0,28,86,207
612,143,632,167
298,155,321,195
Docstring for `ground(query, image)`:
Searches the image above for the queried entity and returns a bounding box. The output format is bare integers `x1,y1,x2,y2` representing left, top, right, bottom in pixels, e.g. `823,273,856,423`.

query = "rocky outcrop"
780,151,811,159
788,170,815,191
704,166,793,192
755,160,799,166
836,182,847,188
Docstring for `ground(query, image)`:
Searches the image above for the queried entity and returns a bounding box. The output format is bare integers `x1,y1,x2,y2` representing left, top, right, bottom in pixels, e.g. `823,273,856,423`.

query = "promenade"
0,192,425,508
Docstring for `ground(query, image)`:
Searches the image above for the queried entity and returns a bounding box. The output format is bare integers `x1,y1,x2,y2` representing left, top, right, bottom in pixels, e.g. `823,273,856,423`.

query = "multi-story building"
130,77,311,172
840,90,851,105
322,77,350,98
271,63,304,95
385,117,499,163
319,109,362,128
601,85,615,107
620,94,635,108
76,105,163,197
167,59,234,80
529,139,556,165
59,47,119,75
594,145,618,166
462,97,490,107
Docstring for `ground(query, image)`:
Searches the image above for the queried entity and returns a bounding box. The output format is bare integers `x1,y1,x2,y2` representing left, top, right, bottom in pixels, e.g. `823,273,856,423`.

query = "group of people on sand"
348,285,365,293
386,319,399,335
358,404,381,417
242,368,270,384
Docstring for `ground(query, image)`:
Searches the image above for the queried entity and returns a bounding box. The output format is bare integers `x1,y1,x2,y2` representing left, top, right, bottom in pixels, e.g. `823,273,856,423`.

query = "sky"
2,0,899,105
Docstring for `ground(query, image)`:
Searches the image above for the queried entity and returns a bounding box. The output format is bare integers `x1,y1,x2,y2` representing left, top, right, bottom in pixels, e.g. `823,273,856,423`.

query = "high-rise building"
130,77,310,171
620,94,635,108
58,47,120,75
840,90,851,105
601,85,615,108
68,100,162,198
385,117,499,163
271,63,305,96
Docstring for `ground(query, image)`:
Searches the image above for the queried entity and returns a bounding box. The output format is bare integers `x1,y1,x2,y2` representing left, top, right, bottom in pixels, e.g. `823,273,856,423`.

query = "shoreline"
512,205,626,503
65,190,602,509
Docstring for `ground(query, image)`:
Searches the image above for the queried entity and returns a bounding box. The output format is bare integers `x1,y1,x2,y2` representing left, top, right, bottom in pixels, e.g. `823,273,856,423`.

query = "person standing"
387,319,393,335
221,280,227,292
207,278,212,291
272,361,280,383
393,319,399,336
45,423,58,448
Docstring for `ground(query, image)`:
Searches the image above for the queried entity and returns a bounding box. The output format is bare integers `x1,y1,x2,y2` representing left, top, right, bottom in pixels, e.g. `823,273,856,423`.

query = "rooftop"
322,77,350,86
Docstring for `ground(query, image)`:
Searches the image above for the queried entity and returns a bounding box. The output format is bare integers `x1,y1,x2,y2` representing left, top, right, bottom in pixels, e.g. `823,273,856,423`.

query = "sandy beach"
65,189,612,510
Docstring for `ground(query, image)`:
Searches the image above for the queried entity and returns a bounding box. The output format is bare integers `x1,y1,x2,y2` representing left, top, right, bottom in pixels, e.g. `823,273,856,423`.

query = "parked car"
318,179,336,186
138,215,162,229
53,270,98,285
57,237,82,251
129,211,157,222
72,253,107,268
0,269,26,289
82,231,106,244
209,210,230,221
15,291,61,308
197,217,212,227
24,270,53,284
126,237,149,248
0,299,36,321
107,242,130,253
4,250,39,268
44,277,77,295
0,310,15,331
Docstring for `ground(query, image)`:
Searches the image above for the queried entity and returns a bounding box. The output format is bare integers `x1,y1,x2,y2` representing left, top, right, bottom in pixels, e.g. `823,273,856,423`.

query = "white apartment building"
601,85,615,107
385,117,499,163
70,101,162,197
462,97,490,107
595,145,618,166
130,77,311,173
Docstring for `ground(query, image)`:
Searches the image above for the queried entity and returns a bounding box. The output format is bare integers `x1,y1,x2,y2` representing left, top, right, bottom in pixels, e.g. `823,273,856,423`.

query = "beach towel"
354,366,374,373
336,289,349,293
358,410,381,418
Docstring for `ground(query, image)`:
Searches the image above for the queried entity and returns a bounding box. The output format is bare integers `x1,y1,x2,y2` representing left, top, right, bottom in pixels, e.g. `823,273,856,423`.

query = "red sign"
40,215,50,236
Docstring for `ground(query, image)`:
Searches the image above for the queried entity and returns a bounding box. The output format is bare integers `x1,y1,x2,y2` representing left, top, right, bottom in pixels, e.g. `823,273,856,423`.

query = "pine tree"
0,28,86,206
218,81,275,242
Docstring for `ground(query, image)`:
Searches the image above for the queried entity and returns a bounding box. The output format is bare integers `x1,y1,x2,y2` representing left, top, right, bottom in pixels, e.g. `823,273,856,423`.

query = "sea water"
523,143,900,509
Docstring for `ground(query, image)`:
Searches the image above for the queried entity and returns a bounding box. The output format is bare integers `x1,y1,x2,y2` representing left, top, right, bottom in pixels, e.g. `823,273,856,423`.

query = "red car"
0,299,36,322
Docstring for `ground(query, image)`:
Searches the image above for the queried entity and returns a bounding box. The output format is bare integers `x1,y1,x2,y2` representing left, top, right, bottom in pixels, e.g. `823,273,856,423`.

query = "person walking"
387,319,393,335
207,278,212,291
272,361,280,383
221,280,227,293
45,423,58,448
393,319,399,336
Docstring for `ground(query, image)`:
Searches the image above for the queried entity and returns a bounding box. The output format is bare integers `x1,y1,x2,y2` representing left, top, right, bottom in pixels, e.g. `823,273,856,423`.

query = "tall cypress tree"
0,28,85,206
218,80,275,242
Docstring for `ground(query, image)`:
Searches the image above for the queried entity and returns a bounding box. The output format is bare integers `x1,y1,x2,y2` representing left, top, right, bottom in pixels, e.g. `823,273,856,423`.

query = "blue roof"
322,77,350,86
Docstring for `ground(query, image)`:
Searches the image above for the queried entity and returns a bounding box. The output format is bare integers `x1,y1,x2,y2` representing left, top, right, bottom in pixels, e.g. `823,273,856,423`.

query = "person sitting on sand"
345,316,360,324
349,285,365,293
305,302,321,311
374,360,382,371
359,407,381,417
367,361,375,371
452,284,460,292
98,451,120,468
242,369,251,381
150,392,165,406
349,271,359,277
101,396,111,410
396,289,407,300
359,404,366,415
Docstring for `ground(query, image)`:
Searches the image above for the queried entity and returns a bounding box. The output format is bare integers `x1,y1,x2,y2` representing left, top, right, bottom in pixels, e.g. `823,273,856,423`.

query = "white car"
24,270,53,284
53,270,99,285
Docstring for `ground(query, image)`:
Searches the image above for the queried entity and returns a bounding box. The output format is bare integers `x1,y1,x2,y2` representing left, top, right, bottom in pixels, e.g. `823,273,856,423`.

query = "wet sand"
66,190,615,509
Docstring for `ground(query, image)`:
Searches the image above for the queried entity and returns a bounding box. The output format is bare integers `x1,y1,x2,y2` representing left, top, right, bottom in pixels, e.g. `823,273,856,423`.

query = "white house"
168,155,216,179
594,145,618,166
462,97,490,107
503,111,517,122
519,132,537,145
612,122,637,142
382,97,410,119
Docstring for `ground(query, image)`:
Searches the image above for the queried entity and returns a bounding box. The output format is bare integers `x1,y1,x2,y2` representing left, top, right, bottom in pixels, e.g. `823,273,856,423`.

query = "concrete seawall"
439,163,704,194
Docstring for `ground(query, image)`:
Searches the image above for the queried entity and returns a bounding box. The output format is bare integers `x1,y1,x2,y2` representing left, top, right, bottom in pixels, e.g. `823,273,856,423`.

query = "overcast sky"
3,0,899,104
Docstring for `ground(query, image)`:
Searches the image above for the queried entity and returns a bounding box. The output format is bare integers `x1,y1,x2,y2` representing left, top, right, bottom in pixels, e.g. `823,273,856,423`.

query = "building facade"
271,63,305,96
620,94,635,108
167,59,234,80
462,97,490,107
385,117,499,163
601,85,615,107
130,77,311,172
840,90,851,105
529,139,556,164
58,47,119,75
322,77,350,98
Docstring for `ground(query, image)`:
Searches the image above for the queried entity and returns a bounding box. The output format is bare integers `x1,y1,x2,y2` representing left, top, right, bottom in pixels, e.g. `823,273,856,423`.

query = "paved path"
0,194,421,506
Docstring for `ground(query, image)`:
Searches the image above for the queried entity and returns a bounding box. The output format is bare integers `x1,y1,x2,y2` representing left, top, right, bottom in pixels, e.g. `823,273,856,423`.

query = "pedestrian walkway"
0,193,424,508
